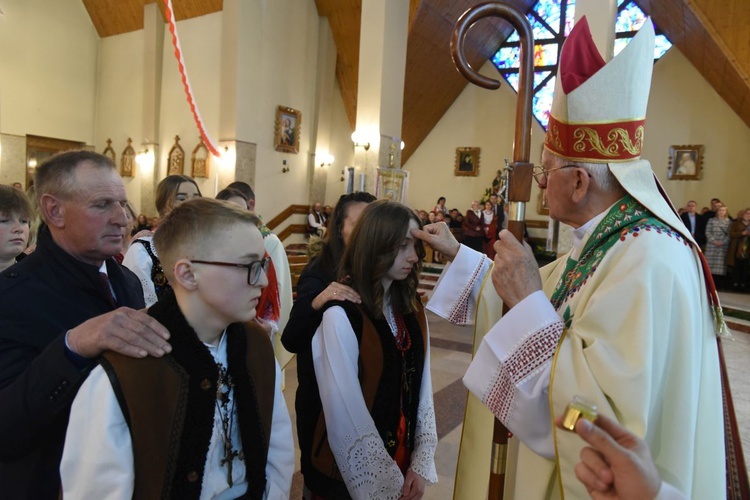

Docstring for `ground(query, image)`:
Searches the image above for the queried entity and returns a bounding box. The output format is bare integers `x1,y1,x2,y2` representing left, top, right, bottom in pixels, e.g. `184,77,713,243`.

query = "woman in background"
114,202,138,264
462,200,484,253
123,175,201,306
0,185,31,272
282,192,376,353
727,208,750,291
481,200,498,259
302,200,437,499
432,196,448,216
705,205,731,288
130,213,152,235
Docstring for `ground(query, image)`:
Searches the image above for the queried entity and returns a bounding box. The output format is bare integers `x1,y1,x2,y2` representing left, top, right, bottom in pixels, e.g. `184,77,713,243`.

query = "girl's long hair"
316,192,377,276
338,200,425,318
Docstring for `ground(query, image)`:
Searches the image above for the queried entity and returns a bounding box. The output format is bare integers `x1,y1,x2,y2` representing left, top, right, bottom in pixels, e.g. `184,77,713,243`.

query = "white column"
140,3,164,213
309,18,337,204
218,0,262,190
575,0,617,61
353,0,409,194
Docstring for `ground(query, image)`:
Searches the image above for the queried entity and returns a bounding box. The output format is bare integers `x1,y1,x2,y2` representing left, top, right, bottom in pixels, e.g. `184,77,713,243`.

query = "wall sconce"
400,140,405,150
351,131,370,151
317,152,334,168
135,149,155,172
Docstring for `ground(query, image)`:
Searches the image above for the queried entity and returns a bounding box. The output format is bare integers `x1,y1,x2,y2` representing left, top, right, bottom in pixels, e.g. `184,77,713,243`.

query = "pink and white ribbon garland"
163,0,221,158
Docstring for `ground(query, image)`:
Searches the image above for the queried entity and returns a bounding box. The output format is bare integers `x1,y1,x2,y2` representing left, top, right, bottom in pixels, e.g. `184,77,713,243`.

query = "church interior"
2,0,750,497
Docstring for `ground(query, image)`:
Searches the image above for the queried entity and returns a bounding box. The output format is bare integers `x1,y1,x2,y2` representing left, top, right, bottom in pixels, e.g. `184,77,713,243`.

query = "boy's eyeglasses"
191,256,271,286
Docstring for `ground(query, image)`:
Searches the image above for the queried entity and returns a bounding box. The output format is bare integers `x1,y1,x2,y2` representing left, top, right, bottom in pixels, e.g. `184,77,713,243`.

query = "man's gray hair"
543,150,625,195
34,150,116,202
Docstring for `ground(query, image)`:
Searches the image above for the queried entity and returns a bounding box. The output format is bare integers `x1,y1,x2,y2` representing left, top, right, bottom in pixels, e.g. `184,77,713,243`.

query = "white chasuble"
428,202,725,499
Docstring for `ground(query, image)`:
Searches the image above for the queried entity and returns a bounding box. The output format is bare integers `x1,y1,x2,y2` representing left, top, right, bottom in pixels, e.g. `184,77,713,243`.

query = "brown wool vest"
310,305,428,481
101,323,275,499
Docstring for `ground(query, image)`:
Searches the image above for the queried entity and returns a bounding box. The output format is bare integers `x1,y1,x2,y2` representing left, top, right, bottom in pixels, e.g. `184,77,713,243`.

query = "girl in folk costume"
304,200,437,499
433,196,448,216
123,174,201,306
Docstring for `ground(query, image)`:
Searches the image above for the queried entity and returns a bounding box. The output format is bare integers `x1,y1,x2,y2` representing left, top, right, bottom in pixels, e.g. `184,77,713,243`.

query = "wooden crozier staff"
450,3,535,499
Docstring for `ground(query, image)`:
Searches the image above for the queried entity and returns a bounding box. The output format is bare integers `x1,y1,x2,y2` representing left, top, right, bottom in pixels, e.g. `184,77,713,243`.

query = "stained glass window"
491,0,671,129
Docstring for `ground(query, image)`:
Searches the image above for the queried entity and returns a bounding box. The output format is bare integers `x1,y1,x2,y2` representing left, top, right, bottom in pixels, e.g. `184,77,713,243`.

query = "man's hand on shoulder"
66,308,171,359
412,222,460,261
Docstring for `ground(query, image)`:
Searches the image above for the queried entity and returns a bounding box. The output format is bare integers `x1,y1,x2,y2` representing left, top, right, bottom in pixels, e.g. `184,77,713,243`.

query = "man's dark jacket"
0,226,145,498
680,211,708,247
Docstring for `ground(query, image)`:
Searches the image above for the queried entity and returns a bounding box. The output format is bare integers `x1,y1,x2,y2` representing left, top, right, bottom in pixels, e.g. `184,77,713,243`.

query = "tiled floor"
283,292,750,498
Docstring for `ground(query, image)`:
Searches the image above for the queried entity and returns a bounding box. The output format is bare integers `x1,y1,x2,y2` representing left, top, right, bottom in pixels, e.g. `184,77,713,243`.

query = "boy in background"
61,198,294,499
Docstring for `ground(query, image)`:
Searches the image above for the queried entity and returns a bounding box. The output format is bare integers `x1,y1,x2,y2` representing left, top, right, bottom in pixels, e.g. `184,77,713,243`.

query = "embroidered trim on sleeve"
483,321,563,422
446,258,486,325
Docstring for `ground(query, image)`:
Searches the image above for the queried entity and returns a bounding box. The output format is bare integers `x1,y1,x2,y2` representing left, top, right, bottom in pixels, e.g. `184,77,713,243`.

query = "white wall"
157,13,222,200
0,0,99,184
250,0,320,219
325,80,356,205
92,1,348,221
95,30,144,209
646,48,750,213
405,47,750,218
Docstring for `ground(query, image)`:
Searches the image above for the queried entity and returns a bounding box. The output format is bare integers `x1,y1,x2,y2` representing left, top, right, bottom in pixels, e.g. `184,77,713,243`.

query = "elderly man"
307,202,327,237
417,19,725,499
0,150,171,498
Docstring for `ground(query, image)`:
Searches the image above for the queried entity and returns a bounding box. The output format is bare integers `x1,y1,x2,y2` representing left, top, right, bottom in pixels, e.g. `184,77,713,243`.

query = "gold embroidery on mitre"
572,126,644,157
546,123,563,150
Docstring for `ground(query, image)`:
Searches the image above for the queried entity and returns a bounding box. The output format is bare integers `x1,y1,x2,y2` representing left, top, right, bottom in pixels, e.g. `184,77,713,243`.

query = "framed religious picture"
102,138,116,164
191,138,209,178
26,134,85,188
668,145,703,180
167,135,185,175
274,106,301,154
454,147,480,177
375,168,410,204
121,138,136,177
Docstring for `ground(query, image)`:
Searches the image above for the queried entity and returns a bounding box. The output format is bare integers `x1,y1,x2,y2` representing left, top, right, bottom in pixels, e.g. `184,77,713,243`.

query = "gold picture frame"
668,145,703,180
102,138,116,164
167,135,185,175
191,138,210,178
121,138,136,177
274,106,301,154
454,147,480,177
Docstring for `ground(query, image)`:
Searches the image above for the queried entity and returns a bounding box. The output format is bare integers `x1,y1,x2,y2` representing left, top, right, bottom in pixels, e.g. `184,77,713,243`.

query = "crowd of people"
414,194,505,263
677,197,750,291
0,16,735,500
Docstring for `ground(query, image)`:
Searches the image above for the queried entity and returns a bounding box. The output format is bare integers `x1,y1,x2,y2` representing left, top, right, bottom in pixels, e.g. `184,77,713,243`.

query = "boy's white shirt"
60,333,294,499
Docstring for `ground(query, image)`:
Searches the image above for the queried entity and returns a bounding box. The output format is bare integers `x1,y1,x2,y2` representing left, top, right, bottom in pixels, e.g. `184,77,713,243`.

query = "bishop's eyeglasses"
191,256,271,286
532,164,591,186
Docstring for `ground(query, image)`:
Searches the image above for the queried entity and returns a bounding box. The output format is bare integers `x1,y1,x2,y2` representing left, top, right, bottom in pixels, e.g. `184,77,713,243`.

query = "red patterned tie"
99,272,117,308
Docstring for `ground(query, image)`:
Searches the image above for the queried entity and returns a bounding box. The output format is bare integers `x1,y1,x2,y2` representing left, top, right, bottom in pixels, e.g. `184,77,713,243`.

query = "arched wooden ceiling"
315,0,750,164
82,0,222,37
84,0,750,163
638,0,750,130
